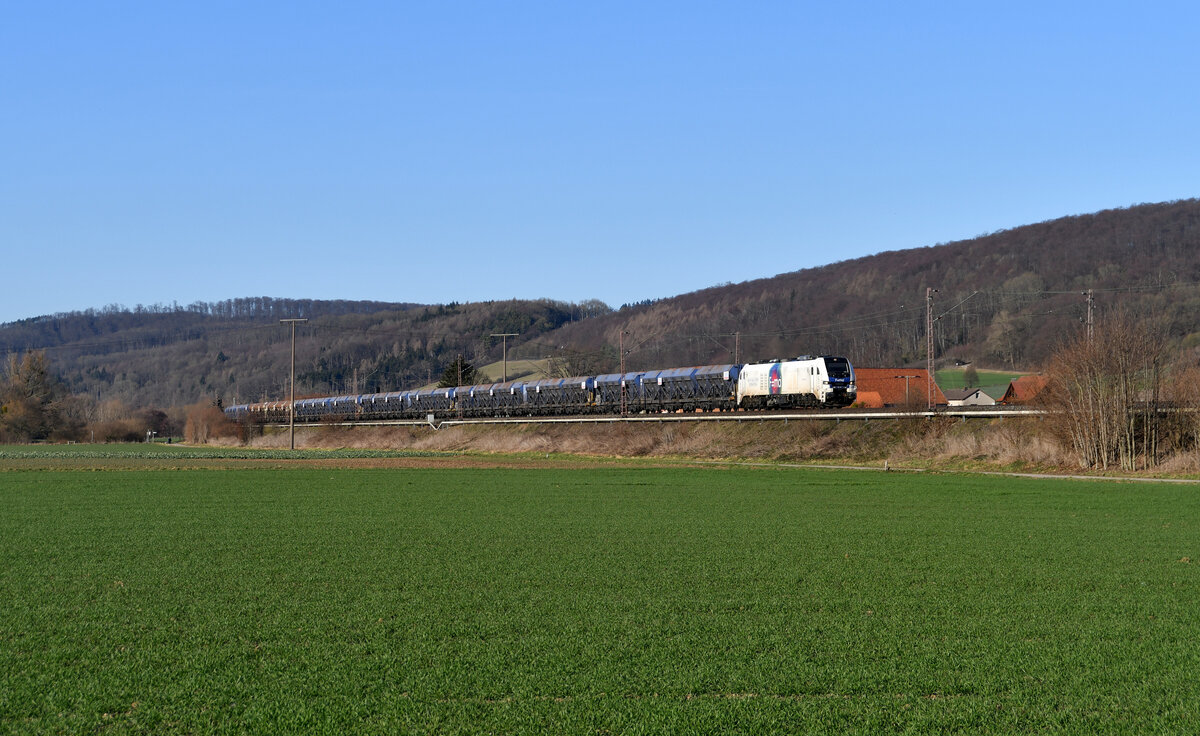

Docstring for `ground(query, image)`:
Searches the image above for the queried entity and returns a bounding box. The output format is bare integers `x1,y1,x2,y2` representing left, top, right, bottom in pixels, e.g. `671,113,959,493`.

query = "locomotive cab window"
826,358,851,378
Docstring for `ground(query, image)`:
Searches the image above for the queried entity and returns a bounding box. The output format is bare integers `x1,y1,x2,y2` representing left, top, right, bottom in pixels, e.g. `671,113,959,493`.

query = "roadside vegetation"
229,416,1069,478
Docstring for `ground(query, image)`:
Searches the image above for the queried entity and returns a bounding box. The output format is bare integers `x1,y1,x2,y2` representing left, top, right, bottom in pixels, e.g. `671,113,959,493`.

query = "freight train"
224,355,856,424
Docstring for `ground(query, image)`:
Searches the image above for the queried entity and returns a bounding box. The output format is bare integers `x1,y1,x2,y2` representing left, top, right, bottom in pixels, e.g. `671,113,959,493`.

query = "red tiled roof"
853,368,948,407
853,390,884,408
1000,375,1048,404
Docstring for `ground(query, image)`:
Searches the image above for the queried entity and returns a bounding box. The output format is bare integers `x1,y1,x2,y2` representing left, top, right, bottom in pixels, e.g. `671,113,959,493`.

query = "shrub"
184,404,240,444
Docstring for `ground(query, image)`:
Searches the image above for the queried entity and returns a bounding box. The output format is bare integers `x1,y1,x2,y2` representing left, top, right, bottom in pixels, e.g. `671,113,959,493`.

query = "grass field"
2,461,1198,733
0,443,452,461
935,368,1027,397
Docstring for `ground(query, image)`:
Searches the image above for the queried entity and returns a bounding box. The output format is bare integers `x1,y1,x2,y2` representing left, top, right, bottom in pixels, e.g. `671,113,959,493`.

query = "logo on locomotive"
769,363,783,394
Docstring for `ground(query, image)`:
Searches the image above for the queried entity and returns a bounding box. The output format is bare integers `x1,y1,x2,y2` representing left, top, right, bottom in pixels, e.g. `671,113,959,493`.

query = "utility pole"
734,331,741,364
619,330,628,417
926,288,938,409
457,353,464,419
490,333,518,382
280,318,308,450
894,374,920,408
1084,289,1094,344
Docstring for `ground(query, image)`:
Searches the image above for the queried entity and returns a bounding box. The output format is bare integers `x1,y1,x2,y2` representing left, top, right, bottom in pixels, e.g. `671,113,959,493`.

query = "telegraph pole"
619,330,628,416
926,288,938,409
280,318,308,450
734,331,741,364
490,333,518,382
457,354,464,419
1084,289,1094,344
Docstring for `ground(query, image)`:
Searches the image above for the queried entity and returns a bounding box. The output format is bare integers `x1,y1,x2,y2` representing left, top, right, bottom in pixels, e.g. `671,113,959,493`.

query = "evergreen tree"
437,356,485,387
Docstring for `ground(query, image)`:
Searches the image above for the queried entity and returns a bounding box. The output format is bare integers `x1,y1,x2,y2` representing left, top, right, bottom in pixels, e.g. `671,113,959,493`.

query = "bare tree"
1163,356,1200,461
1,352,59,441
1041,313,1165,470
547,347,614,379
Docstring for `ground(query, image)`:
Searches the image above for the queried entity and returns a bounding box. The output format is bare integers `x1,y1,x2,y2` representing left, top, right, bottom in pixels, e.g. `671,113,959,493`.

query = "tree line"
11,307,1200,475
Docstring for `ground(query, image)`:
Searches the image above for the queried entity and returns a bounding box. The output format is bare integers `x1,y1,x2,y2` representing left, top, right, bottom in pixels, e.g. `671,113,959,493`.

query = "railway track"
257,407,1046,429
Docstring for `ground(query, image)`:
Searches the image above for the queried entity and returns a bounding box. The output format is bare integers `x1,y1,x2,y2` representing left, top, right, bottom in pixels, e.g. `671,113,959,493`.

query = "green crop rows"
2,467,1198,734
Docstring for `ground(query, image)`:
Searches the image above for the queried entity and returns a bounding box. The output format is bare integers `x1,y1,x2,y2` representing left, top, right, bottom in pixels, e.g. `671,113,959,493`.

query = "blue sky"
3,2,1198,324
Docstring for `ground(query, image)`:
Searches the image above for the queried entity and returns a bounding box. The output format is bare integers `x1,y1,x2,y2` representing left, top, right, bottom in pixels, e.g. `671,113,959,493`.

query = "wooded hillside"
1,298,609,409
4,199,1200,411
530,199,1200,372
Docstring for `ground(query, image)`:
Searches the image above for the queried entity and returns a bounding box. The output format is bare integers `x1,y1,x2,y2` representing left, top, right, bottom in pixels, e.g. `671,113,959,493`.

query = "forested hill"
0,298,609,409
532,199,1200,373
5,199,1200,411
0,298,416,355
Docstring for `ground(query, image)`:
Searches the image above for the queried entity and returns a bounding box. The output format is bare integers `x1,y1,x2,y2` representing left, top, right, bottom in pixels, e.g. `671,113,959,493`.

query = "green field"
2,463,1198,733
0,444,451,461
936,368,1027,396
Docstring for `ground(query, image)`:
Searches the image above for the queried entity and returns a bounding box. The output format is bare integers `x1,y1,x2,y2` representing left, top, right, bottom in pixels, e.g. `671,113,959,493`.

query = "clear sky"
3,2,1198,324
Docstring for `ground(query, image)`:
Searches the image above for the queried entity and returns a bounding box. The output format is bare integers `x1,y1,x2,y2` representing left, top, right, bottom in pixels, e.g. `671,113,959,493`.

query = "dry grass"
242,417,1079,471
219,414,1117,476
1150,452,1200,475
913,419,1062,467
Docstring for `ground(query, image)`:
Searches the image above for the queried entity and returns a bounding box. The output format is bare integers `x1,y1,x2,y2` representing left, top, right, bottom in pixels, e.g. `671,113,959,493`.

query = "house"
943,388,997,406
999,375,1048,405
852,368,948,408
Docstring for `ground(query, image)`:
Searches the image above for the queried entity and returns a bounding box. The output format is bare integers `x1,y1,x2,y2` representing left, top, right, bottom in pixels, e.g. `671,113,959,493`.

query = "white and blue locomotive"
225,355,856,423
736,355,856,409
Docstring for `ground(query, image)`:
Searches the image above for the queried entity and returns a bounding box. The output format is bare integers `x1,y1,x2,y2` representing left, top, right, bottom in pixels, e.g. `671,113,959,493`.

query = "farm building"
1000,375,1048,405
852,368,947,408
943,388,997,406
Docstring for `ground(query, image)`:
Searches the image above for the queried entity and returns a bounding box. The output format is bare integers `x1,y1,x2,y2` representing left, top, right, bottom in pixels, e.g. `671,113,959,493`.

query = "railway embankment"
237,416,1089,475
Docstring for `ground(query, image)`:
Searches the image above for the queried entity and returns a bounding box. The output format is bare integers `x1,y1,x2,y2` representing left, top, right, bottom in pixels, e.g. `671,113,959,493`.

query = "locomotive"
224,355,856,424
